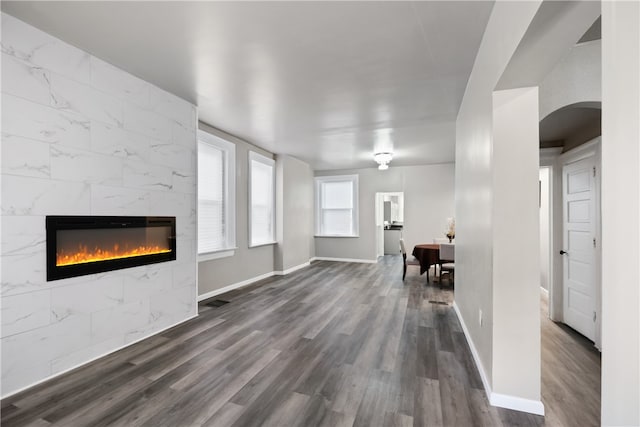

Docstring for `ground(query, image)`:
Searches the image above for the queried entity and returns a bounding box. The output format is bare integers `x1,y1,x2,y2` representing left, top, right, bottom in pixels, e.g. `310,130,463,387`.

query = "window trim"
197,129,236,260
248,151,276,248
315,174,359,237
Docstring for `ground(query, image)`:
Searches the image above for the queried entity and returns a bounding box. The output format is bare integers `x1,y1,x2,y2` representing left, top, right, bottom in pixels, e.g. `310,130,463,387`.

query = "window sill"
314,235,360,238
198,248,236,262
249,241,277,248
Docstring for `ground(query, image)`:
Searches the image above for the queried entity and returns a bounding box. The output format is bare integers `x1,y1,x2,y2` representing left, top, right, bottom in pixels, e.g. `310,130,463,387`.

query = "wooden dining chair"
399,238,420,281
438,243,455,287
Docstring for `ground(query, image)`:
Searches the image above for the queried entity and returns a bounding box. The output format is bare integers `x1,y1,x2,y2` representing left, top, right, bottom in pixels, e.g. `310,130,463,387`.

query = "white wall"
314,164,454,262
454,2,542,411
539,39,601,121
197,123,277,296
539,168,550,290
601,2,640,425
491,87,541,404
1,13,198,397
275,155,314,273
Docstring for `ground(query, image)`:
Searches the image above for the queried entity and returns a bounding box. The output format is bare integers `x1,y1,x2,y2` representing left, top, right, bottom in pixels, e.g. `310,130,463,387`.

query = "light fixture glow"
374,152,393,170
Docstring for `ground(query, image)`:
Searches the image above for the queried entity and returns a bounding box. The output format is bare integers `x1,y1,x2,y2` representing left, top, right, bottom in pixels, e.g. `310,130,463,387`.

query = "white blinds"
198,141,225,253
320,180,354,235
250,154,275,246
315,175,358,237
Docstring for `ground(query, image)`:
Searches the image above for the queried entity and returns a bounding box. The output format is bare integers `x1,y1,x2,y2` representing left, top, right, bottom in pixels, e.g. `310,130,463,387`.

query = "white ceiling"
2,1,494,170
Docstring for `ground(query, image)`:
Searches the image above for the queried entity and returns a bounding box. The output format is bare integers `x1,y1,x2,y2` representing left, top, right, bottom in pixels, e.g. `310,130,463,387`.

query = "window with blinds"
315,175,359,237
197,131,235,257
249,152,276,247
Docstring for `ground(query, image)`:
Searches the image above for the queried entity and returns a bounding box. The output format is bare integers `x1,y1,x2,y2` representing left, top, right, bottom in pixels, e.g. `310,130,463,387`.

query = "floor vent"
204,299,230,308
428,300,449,306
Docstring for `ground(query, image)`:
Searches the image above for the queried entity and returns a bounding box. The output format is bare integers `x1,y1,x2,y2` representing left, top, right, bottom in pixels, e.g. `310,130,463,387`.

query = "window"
197,130,236,259
249,151,276,247
315,175,359,237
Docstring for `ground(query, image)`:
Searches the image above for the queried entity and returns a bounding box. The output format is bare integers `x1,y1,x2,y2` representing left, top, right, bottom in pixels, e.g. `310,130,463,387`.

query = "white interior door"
562,156,597,341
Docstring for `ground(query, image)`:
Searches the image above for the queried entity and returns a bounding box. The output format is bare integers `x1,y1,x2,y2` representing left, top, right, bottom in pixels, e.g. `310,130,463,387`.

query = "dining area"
399,218,456,287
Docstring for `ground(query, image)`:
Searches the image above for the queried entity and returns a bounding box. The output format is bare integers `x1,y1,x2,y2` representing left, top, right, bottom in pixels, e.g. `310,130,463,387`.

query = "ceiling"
1,1,494,170
539,105,601,148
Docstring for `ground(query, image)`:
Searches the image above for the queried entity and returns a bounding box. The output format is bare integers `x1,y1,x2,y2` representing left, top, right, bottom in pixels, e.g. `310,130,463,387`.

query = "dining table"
412,243,441,283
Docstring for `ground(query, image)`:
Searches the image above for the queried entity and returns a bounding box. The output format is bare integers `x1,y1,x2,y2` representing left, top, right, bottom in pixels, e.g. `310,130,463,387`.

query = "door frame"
556,137,602,349
375,191,404,258
539,165,553,297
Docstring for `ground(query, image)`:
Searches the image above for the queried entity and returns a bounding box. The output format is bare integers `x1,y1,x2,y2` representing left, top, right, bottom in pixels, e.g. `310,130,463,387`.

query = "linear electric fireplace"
46,216,176,281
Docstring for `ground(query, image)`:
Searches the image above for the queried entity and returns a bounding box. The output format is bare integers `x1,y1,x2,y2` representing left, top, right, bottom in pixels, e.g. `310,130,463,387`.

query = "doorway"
562,155,598,342
375,192,404,258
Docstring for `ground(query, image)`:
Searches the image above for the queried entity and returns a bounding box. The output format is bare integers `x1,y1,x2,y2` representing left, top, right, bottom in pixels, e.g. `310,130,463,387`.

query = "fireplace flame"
57,244,172,266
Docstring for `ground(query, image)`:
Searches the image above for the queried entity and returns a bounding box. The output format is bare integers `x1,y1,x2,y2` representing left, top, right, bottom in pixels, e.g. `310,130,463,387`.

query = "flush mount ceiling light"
374,152,393,170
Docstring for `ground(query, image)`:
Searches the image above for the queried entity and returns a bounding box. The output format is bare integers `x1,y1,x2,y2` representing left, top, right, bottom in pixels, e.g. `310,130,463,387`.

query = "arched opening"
539,102,602,152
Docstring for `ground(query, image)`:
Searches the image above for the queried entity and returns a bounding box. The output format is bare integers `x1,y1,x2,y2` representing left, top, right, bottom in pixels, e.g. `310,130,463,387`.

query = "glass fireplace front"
46,216,176,281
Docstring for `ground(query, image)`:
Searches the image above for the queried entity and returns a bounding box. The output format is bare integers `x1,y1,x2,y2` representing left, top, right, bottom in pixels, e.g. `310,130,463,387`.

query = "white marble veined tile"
123,102,173,142
2,94,91,147
1,175,90,216
50,145,124,186
90,57,150,107
1,134,51,178
172,263,196,289
1,52,53,106
1,255,118,298
176,214,197,240
91,300,150,344
50,73,123,127
1,252,48,297
1,13,91,84
51,277,124,321
171,169,196,194
172,120,197,147
51,335,123,375
176,238,195,264
122,265,173,303
150,286,195,323
148,191,192,217
91,185,150,216
91,121,149,160
1,216,45,257
1,312,91,381
149,86,195,128
123,159,173,191
1,289,51,338
148,140,194,171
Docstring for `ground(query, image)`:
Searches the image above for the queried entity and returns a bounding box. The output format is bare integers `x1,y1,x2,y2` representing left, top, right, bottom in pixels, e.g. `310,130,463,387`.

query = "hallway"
540,291,601,427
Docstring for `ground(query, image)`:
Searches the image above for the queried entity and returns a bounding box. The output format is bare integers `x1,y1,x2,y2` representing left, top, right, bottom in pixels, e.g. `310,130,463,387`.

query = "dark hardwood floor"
1,257,595,426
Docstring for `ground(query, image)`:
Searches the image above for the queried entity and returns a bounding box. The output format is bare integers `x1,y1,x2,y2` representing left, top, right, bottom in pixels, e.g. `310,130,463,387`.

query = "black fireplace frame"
46,216,176,281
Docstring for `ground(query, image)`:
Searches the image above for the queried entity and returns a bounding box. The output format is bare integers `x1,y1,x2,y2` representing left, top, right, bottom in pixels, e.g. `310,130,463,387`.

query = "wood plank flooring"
540,290,601,427
1,257,597,426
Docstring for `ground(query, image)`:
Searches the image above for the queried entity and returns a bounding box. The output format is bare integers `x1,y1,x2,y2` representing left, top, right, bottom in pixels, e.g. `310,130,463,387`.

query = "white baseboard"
197,271,275,302
1,313,199,400
198,271,274,302
452,302,493,400
490,392,545,416
274,261,310,276
198,261,315,301
311,256,378,264
452,302,545,416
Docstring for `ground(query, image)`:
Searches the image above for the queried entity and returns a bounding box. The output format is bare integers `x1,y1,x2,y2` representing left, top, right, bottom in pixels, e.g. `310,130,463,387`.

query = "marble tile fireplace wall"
1,13,198,397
